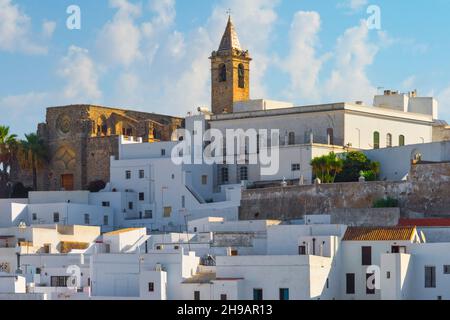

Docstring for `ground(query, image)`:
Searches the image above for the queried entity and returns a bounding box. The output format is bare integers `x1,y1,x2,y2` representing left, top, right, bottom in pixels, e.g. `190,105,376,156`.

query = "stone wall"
330,208,400,227
240,162,450,222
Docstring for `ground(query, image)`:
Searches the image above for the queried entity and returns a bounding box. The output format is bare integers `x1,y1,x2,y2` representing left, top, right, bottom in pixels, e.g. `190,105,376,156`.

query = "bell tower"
210,16,252,114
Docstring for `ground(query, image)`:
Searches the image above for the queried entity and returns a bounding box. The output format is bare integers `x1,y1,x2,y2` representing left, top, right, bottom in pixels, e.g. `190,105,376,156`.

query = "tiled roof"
399,218,450,227
103,228,142,236
342,226,416,241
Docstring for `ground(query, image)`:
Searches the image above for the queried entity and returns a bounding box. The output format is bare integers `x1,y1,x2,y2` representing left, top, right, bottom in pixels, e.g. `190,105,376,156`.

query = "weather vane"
226,8,232,16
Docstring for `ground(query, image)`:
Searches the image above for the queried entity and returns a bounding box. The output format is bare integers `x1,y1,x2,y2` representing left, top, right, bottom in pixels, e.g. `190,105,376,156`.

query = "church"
11,16,450,191
205,16,447,185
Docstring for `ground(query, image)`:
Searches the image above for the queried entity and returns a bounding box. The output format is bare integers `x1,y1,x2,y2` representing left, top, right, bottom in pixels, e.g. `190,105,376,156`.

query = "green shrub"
373,197,399,208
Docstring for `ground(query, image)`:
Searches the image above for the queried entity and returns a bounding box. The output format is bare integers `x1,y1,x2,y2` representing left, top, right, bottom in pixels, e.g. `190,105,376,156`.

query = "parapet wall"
240,162,450,222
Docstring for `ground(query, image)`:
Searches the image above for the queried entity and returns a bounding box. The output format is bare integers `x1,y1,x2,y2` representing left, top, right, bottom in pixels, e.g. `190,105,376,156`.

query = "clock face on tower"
57,114,71,134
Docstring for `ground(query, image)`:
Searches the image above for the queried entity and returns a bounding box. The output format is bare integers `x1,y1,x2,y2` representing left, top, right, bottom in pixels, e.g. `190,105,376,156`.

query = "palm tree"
0,126,18,197
310,152,344,183
19,133,47,191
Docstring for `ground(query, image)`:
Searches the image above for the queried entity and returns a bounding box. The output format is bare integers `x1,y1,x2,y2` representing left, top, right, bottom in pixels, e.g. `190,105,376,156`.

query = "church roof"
218,16,242,52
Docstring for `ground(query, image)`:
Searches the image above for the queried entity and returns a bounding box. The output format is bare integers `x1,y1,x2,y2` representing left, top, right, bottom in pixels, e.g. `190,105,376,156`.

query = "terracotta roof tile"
342,226,416,241
398,218,450,227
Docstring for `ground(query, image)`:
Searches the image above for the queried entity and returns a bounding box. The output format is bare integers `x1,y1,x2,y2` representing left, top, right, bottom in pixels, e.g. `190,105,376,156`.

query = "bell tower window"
238,64,245,88
219,64,227,82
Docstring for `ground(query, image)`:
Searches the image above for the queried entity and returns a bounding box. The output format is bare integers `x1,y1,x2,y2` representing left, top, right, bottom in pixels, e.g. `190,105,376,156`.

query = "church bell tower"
210,16,252,114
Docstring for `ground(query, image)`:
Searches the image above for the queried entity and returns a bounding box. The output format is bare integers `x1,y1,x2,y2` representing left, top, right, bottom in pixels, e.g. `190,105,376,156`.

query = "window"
220,294,227,301
425,266,436,288
161,149,166,156
373,131,380,149
386,133,392,148
103,215,109,226
51,276,70,287
444,265,450,274
346,273,355,294
326,278,329,289
253,289,263,301
139,170,145,179
362,246,372,266
144,210,153,219
125,170,131,179
230,250,238,256
387,272,391,279
298,245,306,255
194,291,201,301
139,193,145,201
399,135,405,147
201,175,208,185
391,246,406,254
327,128,334,145
128,202,133,210
240,166,248,181
238,64,245,88
32,213,37,221
148,282,154,292
288,132,295,145
219,64,227,82
221,167,229,183
366,273,375,294
164,207,172,218
181,196,185,209
279,288,289,301
102,202,110,207
53,212,60,223
291,163,300,172
84,214,90,225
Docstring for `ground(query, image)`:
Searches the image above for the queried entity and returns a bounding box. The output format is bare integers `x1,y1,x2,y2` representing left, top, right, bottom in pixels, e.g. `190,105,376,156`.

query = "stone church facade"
12,105,182,191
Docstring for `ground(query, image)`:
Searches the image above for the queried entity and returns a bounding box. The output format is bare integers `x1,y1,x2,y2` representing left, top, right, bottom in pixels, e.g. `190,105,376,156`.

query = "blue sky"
1,0,450,137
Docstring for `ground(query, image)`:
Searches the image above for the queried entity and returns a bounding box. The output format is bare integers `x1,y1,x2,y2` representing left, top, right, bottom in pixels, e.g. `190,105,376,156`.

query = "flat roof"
103,228,144,236
210,102,433,123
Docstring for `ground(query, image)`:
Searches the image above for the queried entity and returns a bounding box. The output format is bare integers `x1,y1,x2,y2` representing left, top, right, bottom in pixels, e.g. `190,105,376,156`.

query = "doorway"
61,174,74,191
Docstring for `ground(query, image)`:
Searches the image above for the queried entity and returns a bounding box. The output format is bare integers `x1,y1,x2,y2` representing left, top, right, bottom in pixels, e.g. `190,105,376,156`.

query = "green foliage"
373,197,399,208
335,151,380,182
310,152,344,183
19,133,48,191
87,180,106,193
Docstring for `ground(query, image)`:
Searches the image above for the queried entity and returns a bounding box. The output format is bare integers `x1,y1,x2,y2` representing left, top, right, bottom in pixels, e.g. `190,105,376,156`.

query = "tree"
0,126,18,197
335,151,380,182
310,152,344,183
87,180,106,193
19,133,47,191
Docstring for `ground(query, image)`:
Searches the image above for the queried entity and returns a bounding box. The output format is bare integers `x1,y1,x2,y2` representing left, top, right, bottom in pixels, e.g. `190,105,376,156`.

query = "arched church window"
373,131,380,149
327,128,334,145
399,135,405,147
238,64,245,88
386,133,392,148
219,64,227,82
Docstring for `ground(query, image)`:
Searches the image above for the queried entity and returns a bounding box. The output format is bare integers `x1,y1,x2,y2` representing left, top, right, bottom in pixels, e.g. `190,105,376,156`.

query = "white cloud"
402,76,417,91
324,20,378,104
281,11,329,103
42,20,56,39
338,0,368,12
0,0,48,54
58,46,102,101
96,0,143,67
95,0,279,116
